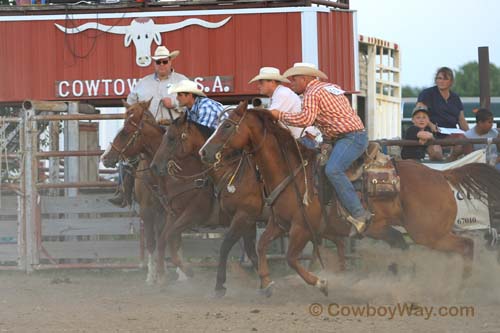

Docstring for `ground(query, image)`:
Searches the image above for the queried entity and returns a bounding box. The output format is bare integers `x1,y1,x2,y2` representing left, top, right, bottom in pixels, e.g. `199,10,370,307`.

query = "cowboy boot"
347,210,373,237
108,189,127,207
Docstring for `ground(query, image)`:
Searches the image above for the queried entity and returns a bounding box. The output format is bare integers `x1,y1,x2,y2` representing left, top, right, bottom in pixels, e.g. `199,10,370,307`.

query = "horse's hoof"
145,276,155,285
315,278,328,296
214,287,227,298
258,281,275,298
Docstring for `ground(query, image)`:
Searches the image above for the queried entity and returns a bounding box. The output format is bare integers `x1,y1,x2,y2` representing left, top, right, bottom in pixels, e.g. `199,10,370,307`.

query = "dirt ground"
1,240,499,333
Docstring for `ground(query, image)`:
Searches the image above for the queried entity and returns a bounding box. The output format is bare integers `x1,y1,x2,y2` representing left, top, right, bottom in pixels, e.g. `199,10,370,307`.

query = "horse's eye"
224,123,231,129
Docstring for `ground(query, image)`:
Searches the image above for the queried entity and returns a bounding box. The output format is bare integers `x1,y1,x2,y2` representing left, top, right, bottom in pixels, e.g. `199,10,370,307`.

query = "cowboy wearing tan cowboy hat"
265,62,372,235
169,79,224,130
249,66,321,148
109,46,188,207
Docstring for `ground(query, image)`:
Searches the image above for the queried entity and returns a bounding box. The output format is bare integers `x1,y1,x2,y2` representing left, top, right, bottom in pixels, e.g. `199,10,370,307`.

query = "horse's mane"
247,109,317,161
172,116,214,139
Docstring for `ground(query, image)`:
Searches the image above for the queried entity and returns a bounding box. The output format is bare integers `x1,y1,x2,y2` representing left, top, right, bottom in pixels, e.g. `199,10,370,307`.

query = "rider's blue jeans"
325,130,368,218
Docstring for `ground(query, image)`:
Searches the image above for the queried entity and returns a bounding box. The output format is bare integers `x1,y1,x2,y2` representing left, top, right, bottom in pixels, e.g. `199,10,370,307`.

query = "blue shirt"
417,86,463,129
186,96,224,130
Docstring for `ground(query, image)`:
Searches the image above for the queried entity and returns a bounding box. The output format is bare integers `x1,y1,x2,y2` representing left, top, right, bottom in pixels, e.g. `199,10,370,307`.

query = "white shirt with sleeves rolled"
270,85,321,139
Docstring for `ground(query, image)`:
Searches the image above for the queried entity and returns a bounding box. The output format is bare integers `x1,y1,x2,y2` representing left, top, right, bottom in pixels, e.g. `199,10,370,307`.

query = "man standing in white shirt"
249,67,320,148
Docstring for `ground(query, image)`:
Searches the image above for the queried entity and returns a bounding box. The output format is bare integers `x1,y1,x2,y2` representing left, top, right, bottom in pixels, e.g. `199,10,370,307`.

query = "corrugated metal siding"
317,10,355,92
0,13,303,104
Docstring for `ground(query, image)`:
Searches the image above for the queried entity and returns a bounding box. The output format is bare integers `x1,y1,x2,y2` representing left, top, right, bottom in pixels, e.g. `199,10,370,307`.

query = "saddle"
316,142,400,207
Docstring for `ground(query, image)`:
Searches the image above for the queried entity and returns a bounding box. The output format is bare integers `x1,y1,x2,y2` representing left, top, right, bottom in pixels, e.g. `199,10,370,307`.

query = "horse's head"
100,99,154,167
151,112,212,176
200,100,261,165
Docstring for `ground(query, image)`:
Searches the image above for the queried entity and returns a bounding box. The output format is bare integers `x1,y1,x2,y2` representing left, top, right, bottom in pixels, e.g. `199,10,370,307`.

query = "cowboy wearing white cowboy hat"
266,62,372,235
169,79,224,130
249,66,321,148
127,45,187,122
109,46,188,207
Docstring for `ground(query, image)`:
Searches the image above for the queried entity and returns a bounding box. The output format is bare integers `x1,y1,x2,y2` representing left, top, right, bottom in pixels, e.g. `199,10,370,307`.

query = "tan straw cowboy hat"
283,62,328,80
168,79,207,97
248,67,291,84
152,46,180,60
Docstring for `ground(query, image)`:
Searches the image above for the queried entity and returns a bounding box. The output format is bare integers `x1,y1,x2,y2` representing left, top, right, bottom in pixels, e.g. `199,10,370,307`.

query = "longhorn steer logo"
54,17,232,67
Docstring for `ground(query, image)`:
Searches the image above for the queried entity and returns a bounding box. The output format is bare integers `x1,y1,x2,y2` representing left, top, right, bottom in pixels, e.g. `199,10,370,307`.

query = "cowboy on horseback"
168,79,225,131
109,46,188,207
265,62,372,235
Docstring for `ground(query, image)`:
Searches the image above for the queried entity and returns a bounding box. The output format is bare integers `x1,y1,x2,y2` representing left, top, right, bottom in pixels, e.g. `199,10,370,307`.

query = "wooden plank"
40,195,139,214
42,217,141,236
41,237,241,260
0,219,17,237
0,244,18,261
42,240,140,260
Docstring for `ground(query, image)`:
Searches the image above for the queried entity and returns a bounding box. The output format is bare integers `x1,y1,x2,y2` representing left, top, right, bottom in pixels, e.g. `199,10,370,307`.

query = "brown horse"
101,100,172,284
150,113,346,296
200,101,500,296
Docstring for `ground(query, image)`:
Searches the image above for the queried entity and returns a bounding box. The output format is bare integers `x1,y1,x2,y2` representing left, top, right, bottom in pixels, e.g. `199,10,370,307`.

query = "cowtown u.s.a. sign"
54,16,234,98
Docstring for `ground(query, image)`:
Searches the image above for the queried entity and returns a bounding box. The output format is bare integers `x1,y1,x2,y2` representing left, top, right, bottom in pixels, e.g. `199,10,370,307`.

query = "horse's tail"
442,163,500,204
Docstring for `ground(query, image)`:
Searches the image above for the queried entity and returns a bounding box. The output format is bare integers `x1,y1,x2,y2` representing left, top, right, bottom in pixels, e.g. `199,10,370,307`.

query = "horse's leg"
287,223,328,296
143,214,157,285
167,232,192,279
422,233,474,279
321,235,346,272
257,219,285,294
366,224,409,250
161,209,200,280
242,221,258,270
156,214,173,285
214,211,256,297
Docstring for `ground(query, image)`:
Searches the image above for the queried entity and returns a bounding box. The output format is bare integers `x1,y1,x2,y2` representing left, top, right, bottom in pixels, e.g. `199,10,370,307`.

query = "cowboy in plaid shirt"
267,63,372,235
170,80,224,130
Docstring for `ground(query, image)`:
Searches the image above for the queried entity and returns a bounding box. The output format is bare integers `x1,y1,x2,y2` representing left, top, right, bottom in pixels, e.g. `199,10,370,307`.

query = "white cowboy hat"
248,67,290,84
168,79,207,97
152,46,180,60
283,62,328,80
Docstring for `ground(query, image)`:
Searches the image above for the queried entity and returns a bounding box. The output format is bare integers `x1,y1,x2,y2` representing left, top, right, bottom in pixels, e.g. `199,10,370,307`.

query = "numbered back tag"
323,85,345,96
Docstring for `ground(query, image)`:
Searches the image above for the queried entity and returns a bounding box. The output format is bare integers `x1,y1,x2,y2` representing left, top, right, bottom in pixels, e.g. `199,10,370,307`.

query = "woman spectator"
417,67,470,160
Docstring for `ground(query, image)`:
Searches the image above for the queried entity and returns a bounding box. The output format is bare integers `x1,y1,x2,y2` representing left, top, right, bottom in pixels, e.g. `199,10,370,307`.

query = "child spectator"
401,105,442,160
464,108,500,170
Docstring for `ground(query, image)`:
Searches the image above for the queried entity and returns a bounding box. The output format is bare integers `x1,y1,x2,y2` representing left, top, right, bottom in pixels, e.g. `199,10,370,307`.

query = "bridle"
109,116,158,162
213,108,267,168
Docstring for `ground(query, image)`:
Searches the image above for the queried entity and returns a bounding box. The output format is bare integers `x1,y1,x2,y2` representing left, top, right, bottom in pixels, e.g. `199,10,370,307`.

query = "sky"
350,0,500,87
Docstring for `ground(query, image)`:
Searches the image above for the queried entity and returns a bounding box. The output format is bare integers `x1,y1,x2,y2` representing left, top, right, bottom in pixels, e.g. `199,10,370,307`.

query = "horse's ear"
122,100,130,109
235,100,248,116
181,111,188,124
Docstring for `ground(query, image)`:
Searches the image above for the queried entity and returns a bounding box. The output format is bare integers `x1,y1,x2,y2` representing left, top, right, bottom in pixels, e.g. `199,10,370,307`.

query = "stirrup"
346,212,372,235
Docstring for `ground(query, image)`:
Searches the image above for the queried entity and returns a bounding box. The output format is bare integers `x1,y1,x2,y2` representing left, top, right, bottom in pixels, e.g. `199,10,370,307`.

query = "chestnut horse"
150,113,346,297
101,100,175,284
200,101,500,296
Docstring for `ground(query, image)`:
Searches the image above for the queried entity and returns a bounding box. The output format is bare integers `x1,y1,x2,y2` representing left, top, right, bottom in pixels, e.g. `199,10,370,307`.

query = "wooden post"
64,102,79,197
17,116,26,271
478,47,491,110
23,108,40,272
48,112,60,196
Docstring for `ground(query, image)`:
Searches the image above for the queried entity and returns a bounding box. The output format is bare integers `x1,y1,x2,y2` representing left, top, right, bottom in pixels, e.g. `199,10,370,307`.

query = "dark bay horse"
150,114,262,297
200,101,500,296
101,100,170,284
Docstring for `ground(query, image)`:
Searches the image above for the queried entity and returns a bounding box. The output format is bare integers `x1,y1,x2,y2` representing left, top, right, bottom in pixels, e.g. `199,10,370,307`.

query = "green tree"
402,85,423,97
453,61,500,97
